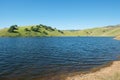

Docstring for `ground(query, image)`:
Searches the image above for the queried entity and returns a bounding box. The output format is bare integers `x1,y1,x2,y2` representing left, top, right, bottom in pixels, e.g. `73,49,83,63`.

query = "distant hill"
63,24,120,36
0,24,120,37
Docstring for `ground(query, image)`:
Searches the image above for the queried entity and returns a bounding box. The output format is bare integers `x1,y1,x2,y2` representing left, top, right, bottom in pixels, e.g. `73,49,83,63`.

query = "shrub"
8,25,18,33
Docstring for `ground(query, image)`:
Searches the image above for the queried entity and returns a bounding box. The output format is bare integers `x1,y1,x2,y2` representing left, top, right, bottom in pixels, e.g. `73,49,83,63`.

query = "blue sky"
0,0,120,30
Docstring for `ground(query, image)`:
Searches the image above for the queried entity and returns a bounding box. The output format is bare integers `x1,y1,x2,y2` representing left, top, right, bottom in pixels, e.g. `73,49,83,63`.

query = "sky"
0,0,120,30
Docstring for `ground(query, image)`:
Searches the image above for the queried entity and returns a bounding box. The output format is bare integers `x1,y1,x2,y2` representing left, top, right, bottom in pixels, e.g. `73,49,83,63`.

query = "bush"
58,30,64,34
24,28,30,32
31,26,39,32
8,25,18,33
43,31,48,35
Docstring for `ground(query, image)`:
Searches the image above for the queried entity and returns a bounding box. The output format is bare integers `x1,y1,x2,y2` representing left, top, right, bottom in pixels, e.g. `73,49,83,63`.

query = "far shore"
65,60,120,80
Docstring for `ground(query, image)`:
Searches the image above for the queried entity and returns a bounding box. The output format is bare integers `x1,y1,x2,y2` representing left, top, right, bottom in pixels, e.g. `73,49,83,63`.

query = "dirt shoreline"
65,60,120,80
114,37,120,40
2,60,119,80
35,60,120,80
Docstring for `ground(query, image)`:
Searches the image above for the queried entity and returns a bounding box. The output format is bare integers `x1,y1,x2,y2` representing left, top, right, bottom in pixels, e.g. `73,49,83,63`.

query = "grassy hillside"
0,24,120,37
63,25,120,36
0,24,64,37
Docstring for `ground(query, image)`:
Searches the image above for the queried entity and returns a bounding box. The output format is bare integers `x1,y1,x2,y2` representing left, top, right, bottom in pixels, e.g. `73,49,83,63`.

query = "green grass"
0,24,120,37
63,25,120,36
0,25,64,37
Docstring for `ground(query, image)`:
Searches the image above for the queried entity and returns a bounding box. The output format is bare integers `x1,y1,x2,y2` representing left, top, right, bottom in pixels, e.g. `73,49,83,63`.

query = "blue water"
0,37,120,80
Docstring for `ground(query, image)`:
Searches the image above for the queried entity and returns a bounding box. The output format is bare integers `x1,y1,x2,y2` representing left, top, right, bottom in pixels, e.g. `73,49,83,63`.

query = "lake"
0,37,120,80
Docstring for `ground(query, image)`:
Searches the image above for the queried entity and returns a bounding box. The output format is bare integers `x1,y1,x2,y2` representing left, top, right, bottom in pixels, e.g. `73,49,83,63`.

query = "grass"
0,24,120,37
0,25,64,37
64,26,120,36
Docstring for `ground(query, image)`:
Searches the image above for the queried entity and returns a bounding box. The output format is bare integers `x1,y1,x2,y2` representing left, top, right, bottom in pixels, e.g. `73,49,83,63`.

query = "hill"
63,25,120,36
0,24,120,37
0,24,64,37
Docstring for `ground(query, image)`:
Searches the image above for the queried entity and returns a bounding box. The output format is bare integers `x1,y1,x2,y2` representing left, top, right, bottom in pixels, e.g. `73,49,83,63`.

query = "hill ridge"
0,24,120,37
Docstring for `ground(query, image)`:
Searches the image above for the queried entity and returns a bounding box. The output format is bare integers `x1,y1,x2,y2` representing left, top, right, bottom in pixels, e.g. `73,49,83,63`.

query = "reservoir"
0,37,120,80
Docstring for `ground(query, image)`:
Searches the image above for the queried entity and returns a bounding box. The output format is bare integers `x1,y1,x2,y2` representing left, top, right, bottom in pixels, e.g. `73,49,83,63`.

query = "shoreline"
65,60,120,80
114,37,120,40
34,60,120,80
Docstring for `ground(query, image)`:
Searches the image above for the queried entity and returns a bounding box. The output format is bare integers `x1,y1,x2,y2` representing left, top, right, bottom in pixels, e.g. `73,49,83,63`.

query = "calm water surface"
0,37,120,80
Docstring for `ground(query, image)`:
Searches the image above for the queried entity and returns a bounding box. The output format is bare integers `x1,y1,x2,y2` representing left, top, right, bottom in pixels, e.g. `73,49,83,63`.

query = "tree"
43,31,48,35
31,26,34,31
47,26,55,31
24,28,30,32
58,30,64,34
8,25,18,33
36,25,42,28
31,26,39,32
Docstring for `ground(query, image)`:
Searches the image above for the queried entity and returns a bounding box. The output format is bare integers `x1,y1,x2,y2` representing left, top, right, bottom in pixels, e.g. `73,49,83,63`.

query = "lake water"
0,37,120,80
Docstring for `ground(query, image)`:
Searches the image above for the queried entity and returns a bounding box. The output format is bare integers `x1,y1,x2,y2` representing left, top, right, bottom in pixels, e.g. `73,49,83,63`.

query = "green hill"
63,25,120,36
0,24,64,37
0,24,120,37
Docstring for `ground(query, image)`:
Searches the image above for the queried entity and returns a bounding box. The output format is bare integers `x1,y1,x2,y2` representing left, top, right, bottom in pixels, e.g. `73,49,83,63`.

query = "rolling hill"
0,24,120,37
63,25,120,36
0,24,64,37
